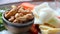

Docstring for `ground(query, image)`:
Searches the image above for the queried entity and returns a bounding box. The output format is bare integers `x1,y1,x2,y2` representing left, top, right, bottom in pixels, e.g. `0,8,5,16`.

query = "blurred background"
0,0,55,5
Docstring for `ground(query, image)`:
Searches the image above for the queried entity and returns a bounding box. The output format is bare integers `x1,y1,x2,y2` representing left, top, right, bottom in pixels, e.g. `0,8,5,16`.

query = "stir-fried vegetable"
0,10,6,31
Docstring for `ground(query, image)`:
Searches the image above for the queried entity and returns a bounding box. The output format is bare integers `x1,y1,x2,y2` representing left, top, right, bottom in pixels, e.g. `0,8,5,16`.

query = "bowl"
2,12,34,34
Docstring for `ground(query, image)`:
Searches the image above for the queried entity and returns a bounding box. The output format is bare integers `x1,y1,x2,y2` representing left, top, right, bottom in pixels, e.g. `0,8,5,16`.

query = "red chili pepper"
30,24,38,34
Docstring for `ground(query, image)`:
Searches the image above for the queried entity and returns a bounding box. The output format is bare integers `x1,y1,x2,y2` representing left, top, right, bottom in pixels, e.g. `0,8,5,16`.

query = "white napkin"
32,2,55,24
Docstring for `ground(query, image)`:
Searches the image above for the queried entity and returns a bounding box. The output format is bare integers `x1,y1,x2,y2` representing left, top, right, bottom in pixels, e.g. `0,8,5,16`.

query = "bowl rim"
2,12,34,27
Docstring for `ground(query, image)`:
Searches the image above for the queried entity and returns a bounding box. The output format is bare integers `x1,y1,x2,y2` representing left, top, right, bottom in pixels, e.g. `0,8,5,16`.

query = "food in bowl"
2,3,34,34
5,5,34,23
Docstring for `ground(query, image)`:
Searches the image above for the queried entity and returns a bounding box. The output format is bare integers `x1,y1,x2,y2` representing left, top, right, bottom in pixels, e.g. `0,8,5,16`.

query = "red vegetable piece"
18,3,35,10
30,24,38,34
